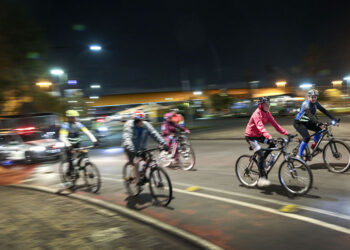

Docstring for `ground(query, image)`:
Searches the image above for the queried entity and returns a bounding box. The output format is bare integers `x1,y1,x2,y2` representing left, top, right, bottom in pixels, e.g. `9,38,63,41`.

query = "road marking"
172,182,350,221
279,204,300,213
173,188,350,235
100,174,350,221
186,186,201,192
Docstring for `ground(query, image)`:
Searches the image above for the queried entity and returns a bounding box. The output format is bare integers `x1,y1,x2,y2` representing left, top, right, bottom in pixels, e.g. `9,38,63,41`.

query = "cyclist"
161,113,190,163
170,109,185,127
59,110,98,176
245,97,289,187
122,110,168,165
294,89,338,158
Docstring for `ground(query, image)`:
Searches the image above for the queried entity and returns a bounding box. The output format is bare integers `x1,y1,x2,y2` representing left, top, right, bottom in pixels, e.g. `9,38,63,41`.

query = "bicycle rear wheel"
83,162,101,193
122,162,141,196
178,144,195,171
279,158,313,195
235,155,259,187
323,140,350,173
149,166,172,206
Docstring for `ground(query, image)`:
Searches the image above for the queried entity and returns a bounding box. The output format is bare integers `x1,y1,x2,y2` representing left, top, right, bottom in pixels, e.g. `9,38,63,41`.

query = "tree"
209,93,233,113
0,1,48,113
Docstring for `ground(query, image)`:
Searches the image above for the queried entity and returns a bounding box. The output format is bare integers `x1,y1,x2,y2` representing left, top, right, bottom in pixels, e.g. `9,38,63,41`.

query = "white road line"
173,188,350,235
100,174,350,221
172,182,350,221
100,176,350,233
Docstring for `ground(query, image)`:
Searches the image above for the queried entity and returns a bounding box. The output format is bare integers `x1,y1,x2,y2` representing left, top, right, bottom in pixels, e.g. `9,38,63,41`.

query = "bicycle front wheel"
122,162,141,196
149,166,172,206
83,162,101,193
323,140,350,173
178,144,196,171
279,158,313,195
58,160,75,187
235,155,259,187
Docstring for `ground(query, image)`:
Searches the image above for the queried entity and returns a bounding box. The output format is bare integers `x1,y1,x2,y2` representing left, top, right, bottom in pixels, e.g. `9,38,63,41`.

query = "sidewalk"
0,186,198,249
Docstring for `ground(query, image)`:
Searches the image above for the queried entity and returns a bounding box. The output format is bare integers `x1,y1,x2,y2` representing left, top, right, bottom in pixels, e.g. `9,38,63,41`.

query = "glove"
93,141,100,147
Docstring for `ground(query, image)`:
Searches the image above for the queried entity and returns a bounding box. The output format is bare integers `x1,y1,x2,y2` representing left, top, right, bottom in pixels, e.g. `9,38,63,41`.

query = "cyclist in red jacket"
244,97,289,187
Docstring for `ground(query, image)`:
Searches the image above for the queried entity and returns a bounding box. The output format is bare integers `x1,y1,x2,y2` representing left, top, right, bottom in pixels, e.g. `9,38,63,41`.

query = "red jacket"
245,108,288,139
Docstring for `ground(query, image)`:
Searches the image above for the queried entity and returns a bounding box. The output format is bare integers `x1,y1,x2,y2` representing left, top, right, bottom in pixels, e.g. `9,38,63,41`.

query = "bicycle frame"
303,125,335,159
250,139,291,175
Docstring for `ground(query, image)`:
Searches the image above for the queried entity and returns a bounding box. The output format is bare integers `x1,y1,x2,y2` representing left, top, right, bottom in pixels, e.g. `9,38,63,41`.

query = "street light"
36,81,52,87
193,91,203,96
299,83,313,90
89,44,102,51
332,80,342,88
50,69,64,75
275,81,287,88
90,84,101,89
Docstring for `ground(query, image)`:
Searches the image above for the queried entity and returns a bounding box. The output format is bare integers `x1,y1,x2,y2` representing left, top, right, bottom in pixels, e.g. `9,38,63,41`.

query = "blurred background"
1,0,350,162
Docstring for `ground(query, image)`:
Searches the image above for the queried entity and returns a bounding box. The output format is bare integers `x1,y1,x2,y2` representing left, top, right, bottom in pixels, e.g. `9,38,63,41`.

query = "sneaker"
257,177,271,187
295,155,303,160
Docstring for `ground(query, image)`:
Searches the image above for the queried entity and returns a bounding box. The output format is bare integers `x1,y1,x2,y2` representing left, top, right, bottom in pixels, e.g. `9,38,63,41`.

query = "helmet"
307,89,319,96
132,110,146,120
164,112,174,120
257,96,270,104
66,110,80,117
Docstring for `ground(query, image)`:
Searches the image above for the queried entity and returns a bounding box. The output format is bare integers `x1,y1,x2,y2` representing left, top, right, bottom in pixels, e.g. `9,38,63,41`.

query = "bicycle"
123,148,173,206
59,145,101,193
292,119,350,173
157,132,195,171
235,135,313,195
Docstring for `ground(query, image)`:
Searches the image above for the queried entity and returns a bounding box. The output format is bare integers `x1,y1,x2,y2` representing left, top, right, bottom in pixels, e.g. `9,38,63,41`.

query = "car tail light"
14,127,36,134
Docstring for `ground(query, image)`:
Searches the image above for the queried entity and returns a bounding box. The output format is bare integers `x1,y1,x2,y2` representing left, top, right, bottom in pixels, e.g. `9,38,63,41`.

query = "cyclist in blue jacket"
294,89,338,158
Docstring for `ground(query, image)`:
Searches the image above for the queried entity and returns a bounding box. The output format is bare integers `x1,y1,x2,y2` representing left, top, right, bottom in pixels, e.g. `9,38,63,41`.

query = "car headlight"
30,146,46,152
98,126,108,132
55,142,65,148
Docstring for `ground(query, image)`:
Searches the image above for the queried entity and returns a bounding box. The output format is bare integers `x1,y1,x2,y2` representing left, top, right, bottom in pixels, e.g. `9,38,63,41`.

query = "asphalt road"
19,139,350,250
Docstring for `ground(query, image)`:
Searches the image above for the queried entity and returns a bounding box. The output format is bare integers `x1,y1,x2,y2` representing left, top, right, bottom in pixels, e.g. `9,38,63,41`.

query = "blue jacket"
122,120,165,151
295,100,335,124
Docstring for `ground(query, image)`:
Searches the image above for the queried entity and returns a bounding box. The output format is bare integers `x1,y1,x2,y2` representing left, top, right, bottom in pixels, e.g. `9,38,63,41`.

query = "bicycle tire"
122,162,141,196
149,166,173,206
179,144,196,171
278,157,313,195
83,162,101,193
235,155,259,187
58,160,76,187
323,140,350,173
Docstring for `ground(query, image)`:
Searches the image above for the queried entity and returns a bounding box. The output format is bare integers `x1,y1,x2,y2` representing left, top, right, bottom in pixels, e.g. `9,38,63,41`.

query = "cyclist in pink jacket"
244,97,289,187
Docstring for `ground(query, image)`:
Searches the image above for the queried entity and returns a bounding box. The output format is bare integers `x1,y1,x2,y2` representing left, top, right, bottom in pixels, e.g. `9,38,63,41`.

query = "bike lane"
75,177,350,250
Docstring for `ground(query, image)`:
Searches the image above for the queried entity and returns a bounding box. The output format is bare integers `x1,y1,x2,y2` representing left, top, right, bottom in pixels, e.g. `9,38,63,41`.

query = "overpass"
88,87,293,107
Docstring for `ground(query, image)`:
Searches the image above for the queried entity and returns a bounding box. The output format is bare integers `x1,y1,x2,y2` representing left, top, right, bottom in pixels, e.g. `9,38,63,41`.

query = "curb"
9,184,222,250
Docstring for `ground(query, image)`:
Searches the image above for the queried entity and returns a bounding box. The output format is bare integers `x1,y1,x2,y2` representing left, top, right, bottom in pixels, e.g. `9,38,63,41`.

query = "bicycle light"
331,120,336,126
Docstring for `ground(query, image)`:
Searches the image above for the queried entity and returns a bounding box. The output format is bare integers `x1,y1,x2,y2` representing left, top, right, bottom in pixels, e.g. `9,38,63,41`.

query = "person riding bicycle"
170,109,185,127
59,110,99,176
161,112,190,146
245,97,289,187
294,89,338,158
122,110,168,165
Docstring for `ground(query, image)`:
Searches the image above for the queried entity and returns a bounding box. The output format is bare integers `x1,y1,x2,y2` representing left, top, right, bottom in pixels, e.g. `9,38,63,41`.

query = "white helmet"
307,89,319,96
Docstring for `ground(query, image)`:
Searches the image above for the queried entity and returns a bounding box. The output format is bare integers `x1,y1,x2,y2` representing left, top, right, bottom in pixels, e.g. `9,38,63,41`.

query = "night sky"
12,0,350,94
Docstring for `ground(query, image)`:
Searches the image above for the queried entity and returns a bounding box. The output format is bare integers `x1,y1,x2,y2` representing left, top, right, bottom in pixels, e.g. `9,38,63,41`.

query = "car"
0,129,65,165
